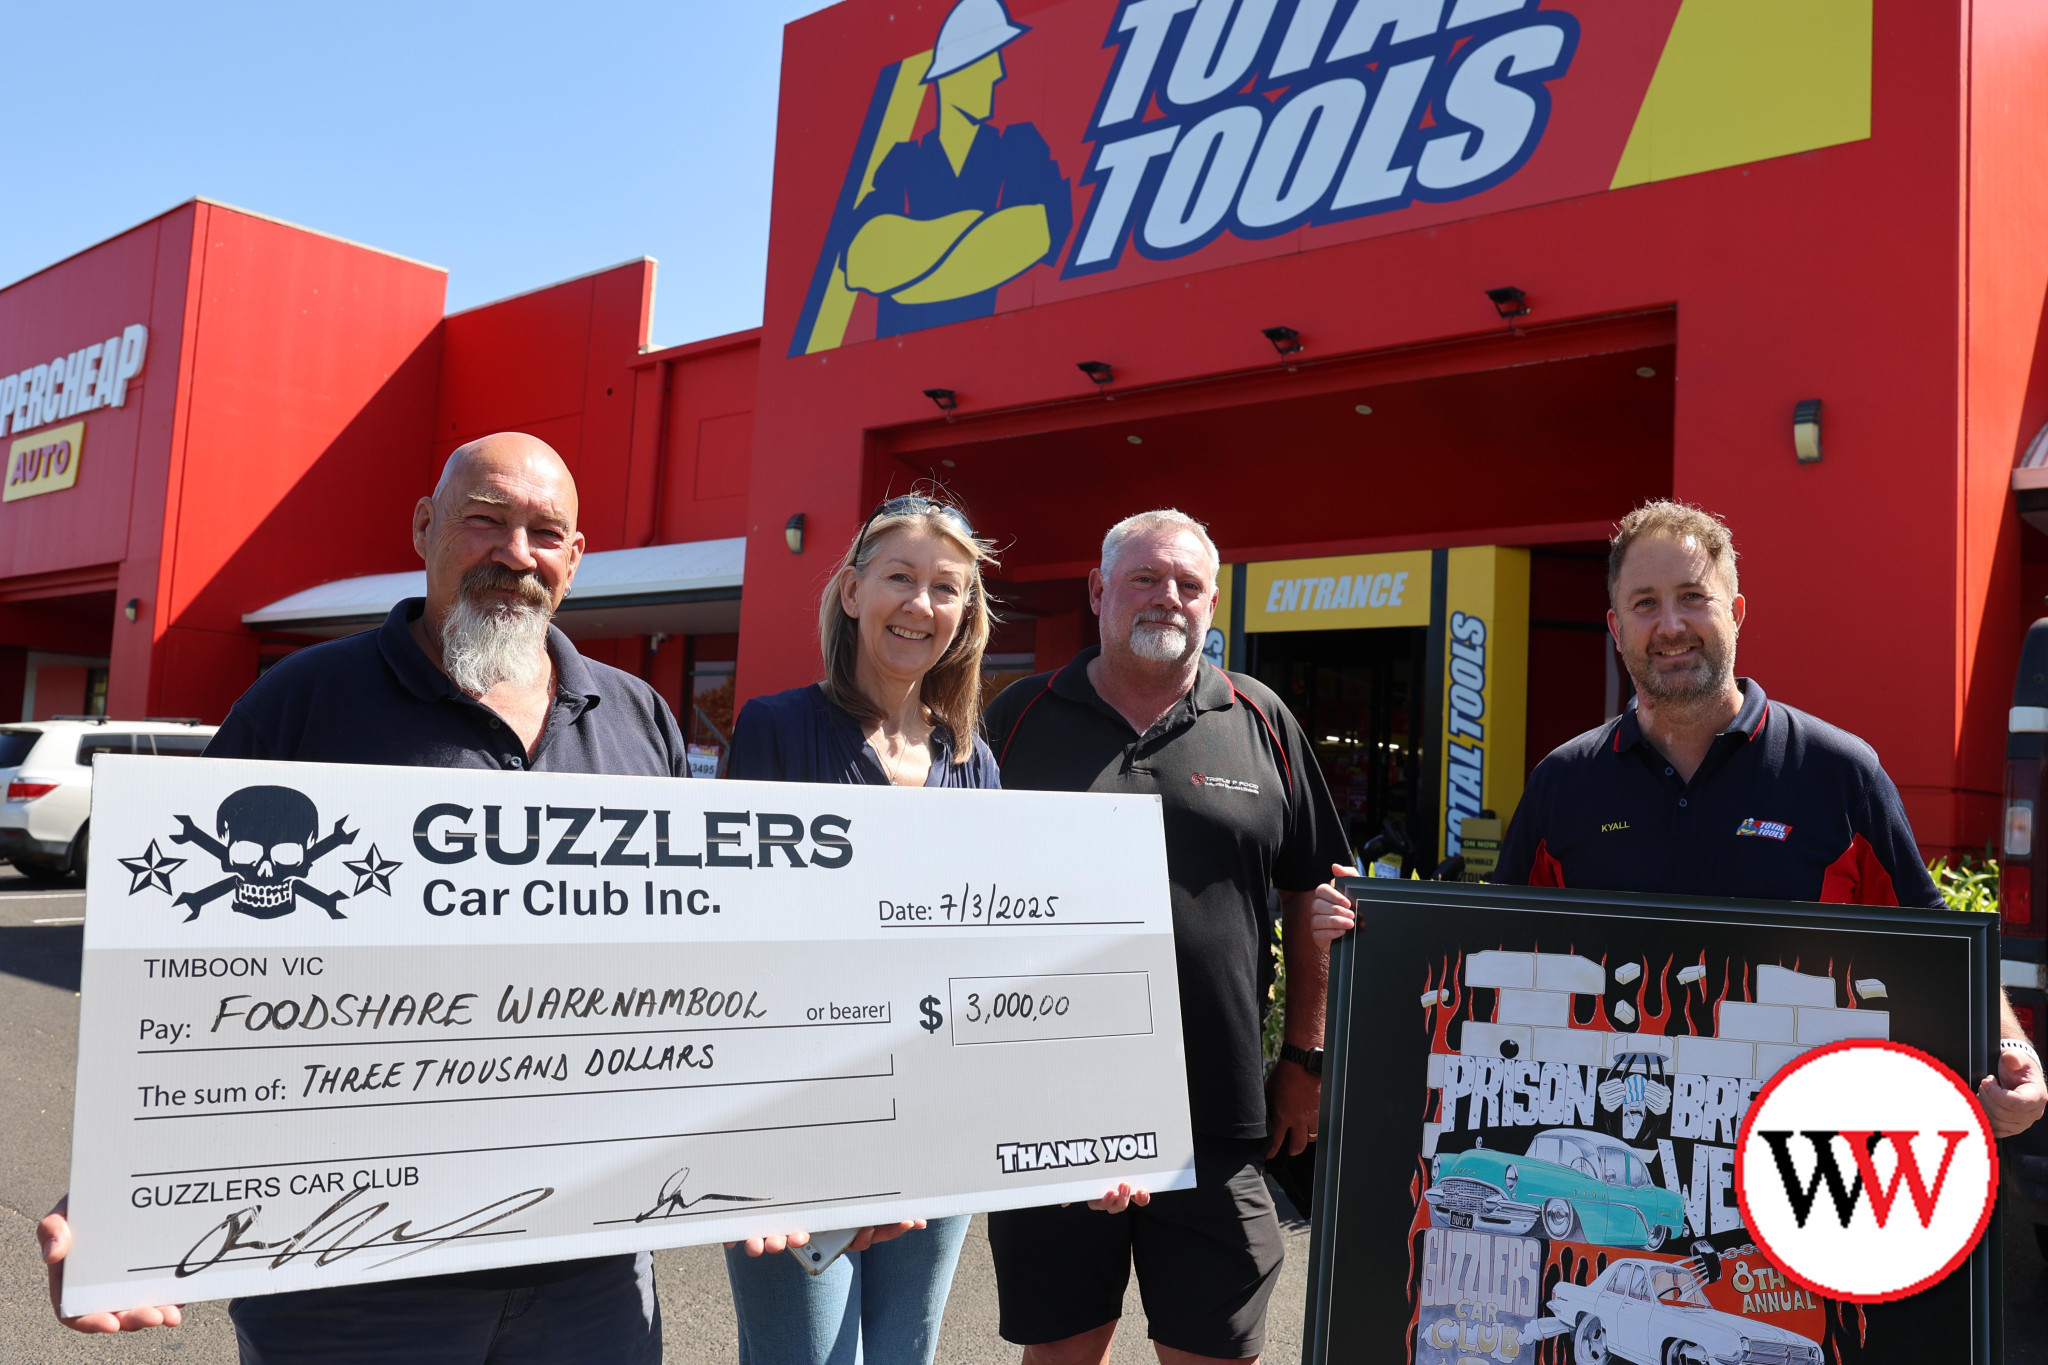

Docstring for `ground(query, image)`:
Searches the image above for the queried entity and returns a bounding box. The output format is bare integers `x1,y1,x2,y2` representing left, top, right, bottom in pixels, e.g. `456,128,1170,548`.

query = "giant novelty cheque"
62,757,1195,1315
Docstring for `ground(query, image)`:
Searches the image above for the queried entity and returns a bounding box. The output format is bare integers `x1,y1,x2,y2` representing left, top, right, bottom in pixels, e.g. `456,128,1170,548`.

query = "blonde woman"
722,494,998,1365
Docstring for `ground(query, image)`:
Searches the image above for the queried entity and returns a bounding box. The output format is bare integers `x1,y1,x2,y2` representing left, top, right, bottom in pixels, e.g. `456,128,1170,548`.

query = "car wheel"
1664,1342,1709,1365
1573,1314,1609,1365
1543,1196,1578,1240
1644,1222,1669,1251
67,823,88,882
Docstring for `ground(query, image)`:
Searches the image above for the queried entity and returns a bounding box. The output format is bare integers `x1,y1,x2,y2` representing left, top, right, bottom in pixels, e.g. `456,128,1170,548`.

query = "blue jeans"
723,1216,969,1365
229,1253,660,1364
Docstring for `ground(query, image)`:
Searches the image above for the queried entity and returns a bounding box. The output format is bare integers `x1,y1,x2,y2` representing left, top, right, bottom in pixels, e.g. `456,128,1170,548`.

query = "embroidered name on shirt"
1735,818,1793,841
1601,821,1631,833
1190,773,1260,796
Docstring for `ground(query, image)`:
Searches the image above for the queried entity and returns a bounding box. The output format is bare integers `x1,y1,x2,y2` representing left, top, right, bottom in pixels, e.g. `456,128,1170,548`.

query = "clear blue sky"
4,1,838,348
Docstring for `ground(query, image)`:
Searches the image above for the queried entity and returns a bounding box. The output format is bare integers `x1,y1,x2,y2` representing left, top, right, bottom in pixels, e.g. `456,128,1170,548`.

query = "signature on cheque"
635,1167,771,1223
176,1185,554,1277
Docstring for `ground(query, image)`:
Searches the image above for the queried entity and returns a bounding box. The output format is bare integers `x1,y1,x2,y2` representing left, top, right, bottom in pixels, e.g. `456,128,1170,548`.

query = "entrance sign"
1244,550,1432,634
783,0,1874,355
62,757,1195,1315
1304,879,1998,1365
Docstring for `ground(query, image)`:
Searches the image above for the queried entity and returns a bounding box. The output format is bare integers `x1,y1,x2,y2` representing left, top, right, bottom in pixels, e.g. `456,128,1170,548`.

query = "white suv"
0,718,217,880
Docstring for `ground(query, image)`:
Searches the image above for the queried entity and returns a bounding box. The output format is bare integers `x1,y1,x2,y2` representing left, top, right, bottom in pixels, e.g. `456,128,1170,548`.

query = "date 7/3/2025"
876,885,1066,926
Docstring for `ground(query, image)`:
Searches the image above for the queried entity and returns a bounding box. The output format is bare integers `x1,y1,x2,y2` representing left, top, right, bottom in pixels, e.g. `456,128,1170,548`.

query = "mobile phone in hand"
790,1228,860,1276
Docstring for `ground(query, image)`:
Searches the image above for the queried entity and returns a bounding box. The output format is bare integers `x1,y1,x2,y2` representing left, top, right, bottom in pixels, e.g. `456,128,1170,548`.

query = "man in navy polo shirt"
40,433,692,1360
1493,500,2044,1138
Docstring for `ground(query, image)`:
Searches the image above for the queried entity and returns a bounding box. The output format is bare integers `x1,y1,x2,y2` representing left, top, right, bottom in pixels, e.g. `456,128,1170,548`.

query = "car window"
1599,1147,1630,1186
1627,1153,1649,1188
1559,1137,1597,1178
1625,1266,1649,1300
1650,1266,1708,1306
0,730,38,767
1526,1136,1557,1164
77,735,143,765
148,734,212,757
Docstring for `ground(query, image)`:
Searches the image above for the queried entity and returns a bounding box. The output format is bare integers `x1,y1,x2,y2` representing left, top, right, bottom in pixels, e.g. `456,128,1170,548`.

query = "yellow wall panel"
1612,0,1872,190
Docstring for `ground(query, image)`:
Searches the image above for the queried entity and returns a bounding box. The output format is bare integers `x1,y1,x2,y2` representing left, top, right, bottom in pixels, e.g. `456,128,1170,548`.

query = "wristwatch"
1279,1042,1325,1077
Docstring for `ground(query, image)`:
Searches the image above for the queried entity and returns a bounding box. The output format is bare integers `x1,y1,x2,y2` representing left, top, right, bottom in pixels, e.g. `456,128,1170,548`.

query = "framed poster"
1303,880,1999,1365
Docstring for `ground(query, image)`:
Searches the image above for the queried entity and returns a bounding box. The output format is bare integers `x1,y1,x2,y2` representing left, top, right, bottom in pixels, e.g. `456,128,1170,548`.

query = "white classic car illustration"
1548,1258,1821,1365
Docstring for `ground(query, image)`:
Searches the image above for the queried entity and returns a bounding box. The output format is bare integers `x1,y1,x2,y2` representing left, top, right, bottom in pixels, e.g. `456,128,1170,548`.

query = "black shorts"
987,1136,1285,1359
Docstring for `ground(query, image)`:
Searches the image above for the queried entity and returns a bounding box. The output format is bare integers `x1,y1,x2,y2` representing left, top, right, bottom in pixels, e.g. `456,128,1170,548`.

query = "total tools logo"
1443,610,1488,856
1734,1040,1996,1303
1068,0,1578,276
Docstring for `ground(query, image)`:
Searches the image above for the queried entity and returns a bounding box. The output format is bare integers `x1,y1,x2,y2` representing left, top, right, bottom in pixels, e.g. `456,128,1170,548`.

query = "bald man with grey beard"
40,433,688,1361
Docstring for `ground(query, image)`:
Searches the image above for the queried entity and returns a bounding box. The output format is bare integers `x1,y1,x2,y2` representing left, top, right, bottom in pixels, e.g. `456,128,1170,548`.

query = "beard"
440,564,554,695
1127,608,1196,663
1627,632,1734,703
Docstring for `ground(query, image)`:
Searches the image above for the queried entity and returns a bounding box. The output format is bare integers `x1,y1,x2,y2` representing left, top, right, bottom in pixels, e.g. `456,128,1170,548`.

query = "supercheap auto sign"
786,0,1871,355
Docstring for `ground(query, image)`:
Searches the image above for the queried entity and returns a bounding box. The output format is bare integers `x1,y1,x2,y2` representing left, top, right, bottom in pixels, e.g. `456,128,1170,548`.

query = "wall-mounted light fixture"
124,598,141,622
648,632,669,654
1793,399,1823,463
1077,360,1114,387
922,387,958,414
784,513,806,554
1485,286,1529,320
1261,326,1303,358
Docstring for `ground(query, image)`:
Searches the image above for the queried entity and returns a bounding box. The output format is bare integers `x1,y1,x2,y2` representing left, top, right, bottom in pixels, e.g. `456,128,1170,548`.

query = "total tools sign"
786,0,1871,355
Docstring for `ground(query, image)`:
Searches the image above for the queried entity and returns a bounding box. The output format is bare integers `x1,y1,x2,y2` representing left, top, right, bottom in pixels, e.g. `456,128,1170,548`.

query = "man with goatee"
1320,500,2045,1140
981,509,1351,1365
39,433,687,1359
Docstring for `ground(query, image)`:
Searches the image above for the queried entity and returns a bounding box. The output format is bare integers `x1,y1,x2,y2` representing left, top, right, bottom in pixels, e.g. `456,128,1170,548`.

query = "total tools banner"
782,0,1873,355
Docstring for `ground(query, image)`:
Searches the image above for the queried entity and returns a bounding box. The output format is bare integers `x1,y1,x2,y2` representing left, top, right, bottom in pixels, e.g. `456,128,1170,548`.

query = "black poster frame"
1303,879,2000,1365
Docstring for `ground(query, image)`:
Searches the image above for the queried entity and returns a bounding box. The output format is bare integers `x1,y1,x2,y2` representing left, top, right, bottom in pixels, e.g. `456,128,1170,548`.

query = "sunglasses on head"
851,495,976,566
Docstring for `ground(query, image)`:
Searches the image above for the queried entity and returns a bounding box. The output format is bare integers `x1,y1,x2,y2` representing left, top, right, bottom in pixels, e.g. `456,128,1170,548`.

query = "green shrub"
1930,852,2000,915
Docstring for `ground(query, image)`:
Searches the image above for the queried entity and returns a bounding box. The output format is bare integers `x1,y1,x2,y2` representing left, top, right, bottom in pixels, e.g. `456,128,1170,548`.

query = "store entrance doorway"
1246,627,1425,870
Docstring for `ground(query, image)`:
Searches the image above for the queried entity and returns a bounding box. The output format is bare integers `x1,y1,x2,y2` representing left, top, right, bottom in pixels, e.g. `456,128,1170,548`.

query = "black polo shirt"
984,647,1351,1140
206,597,687,1292
1495,678,1940,908
209,599,689,778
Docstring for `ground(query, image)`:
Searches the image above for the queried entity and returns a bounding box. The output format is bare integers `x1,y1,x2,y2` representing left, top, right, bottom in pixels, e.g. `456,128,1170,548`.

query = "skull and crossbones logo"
164,786,356,921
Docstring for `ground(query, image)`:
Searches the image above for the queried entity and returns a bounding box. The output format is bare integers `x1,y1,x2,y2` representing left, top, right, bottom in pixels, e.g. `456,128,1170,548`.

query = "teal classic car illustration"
1426,1127,1687,1250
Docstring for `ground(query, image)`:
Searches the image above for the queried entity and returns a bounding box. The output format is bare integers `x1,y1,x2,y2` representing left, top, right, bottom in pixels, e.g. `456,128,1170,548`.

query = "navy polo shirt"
205,596,686,1292
984,648,1352,1139
209,599,689,777
1495,679,1941,908
728,683,1000,788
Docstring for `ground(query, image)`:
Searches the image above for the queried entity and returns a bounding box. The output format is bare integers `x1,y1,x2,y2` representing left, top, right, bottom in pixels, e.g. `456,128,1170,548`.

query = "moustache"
460,563,552,610
1134,610,1191,631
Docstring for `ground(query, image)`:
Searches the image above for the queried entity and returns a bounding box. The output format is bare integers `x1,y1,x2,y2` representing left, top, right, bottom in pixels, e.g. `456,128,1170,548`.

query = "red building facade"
2,0,2043,866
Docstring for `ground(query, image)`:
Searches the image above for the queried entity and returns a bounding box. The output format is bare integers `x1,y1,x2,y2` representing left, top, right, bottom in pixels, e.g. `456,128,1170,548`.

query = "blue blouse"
726,683,1001,789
